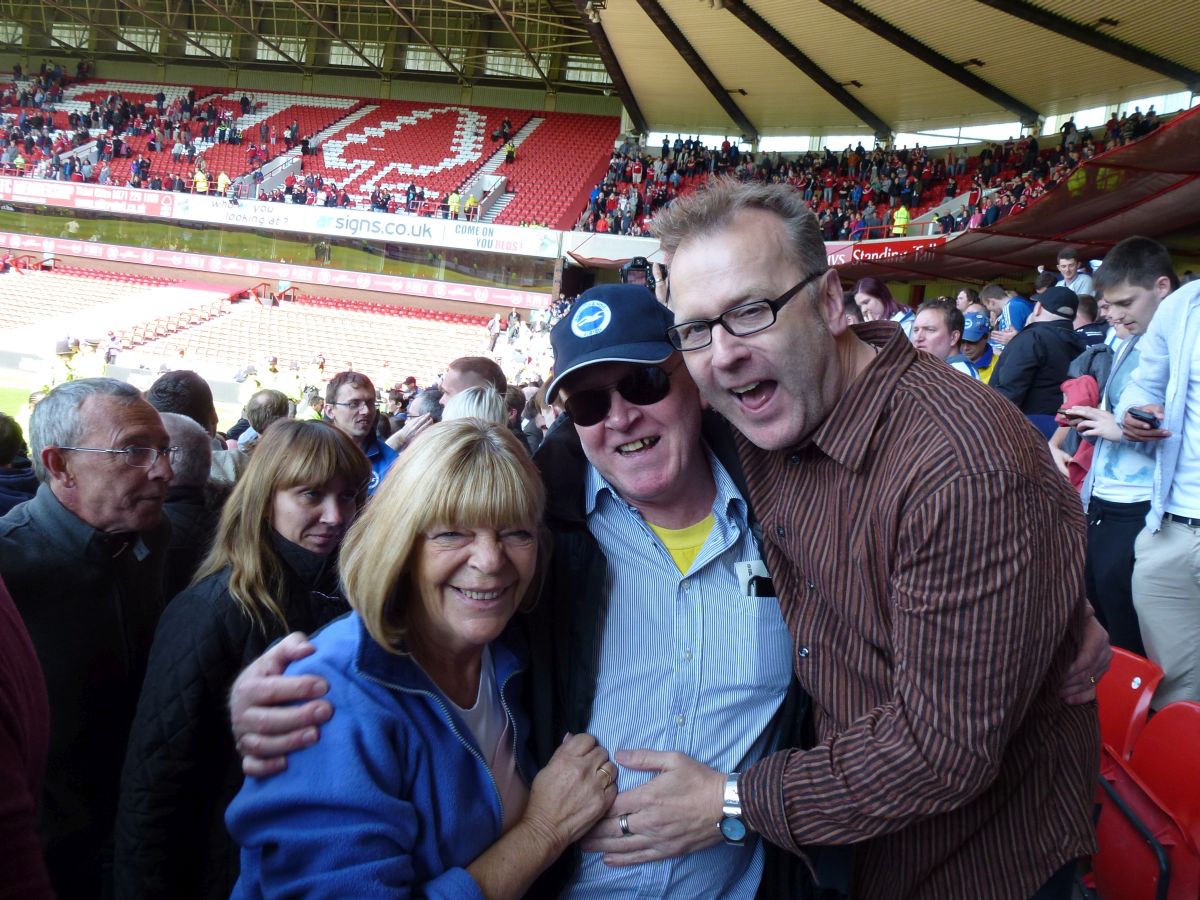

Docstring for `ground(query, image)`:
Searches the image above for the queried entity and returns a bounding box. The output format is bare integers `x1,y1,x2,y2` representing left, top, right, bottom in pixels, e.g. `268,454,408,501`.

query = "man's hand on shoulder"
578,750,724,866
229,632,332,777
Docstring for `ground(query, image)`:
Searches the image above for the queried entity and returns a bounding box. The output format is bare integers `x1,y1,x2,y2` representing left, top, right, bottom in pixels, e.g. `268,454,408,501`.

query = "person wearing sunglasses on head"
225,284,811,898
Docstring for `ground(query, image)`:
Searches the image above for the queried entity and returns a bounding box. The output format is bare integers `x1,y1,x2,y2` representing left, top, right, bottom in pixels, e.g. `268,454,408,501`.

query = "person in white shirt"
1055,247,1094,295
1116,245,1198,707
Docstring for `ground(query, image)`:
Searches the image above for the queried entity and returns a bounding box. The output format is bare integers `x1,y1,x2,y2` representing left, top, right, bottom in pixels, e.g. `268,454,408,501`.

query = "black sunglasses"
564,364,675,427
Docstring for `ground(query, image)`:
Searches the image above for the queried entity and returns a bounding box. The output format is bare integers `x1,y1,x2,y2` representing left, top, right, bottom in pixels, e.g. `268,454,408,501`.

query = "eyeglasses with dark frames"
666,269,828,351
59,446,179,468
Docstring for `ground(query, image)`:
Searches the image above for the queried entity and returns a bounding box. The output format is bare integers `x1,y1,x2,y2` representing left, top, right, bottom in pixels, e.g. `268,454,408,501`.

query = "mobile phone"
1129,408,1161,429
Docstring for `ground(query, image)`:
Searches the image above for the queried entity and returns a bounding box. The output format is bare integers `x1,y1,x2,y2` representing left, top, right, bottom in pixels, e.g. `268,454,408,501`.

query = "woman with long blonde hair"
227,419,615,899
114,419,370,900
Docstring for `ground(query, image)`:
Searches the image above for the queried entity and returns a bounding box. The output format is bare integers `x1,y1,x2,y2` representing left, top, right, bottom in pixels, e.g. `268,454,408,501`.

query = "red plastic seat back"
1130,701,1200,847
1097,647,1163,759
1093,746,1200,900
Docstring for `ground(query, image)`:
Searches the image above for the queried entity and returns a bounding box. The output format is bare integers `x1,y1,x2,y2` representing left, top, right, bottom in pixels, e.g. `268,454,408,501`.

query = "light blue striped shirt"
562,449,794,900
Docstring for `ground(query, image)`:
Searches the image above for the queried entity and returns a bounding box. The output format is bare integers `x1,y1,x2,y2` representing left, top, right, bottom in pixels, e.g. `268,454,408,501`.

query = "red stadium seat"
1097,648,1164,759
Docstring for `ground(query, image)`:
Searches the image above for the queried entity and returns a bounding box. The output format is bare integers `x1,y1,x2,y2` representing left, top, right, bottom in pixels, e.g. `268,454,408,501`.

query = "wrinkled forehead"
79,395,166,444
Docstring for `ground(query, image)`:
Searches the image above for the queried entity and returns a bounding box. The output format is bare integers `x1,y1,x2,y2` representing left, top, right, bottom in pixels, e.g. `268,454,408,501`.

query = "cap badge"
571,300,612,338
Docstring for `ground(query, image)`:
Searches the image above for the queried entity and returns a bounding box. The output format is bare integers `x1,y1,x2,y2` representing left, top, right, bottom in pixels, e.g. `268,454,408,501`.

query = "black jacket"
113,535,348,900
161,484,222,601
990,317,1087,415
0,458,37,516
0,484,169,900
523,414,829,898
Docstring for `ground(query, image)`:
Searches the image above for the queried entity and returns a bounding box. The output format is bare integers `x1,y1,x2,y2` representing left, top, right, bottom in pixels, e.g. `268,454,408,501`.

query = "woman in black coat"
113,419,371,900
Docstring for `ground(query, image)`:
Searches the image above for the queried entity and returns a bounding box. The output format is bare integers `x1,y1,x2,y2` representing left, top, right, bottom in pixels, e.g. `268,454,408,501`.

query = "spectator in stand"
1059,238,1178,658
0,412,38,515
1054,248,1094,295
389,357,506,453
1118,265,1200,707
1073,294,1107,346
912,300,980,380
960,311,998,382
0,378,173,900
981,282,1034,352
853,276,914,338
955,287,980,313
324,371,396,494
157,412,220,601
114,419,370,900
990,286,1086,436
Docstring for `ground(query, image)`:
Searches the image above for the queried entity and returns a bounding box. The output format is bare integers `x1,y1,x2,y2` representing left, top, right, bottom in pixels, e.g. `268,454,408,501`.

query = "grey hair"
159,412,212,488
651,178,827,283
409,388,444,421
442,385,507,426
29,377,142,480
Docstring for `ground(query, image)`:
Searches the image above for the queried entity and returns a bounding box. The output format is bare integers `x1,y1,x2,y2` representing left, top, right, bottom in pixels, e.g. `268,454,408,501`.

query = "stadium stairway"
476,117,543,224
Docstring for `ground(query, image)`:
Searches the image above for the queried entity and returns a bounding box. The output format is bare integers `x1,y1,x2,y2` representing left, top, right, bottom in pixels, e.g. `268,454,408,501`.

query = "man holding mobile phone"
1066,238,1177,658
1116,257,1200,708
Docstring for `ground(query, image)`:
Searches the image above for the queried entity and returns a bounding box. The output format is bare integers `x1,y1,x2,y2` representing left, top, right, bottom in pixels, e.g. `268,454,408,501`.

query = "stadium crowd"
2,180,1199,900
0,68,1172,238
576,108,1164,240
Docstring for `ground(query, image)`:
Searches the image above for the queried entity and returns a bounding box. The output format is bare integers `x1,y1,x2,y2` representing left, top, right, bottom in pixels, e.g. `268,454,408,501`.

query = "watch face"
720,817,747,842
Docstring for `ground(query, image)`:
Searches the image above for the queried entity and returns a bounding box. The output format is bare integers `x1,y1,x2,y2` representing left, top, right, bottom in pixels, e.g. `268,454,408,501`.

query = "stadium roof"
10,0,1198,140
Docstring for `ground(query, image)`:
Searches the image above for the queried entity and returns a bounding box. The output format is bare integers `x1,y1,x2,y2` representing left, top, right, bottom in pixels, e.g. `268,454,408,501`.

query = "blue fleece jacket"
226,613,533,899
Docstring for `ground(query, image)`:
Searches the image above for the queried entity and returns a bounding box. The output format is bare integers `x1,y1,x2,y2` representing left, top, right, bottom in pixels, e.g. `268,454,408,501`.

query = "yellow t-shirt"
648,514,714,575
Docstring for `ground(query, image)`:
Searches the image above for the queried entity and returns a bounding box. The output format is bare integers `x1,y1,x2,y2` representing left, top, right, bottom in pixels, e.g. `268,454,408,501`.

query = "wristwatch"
717,772,748,845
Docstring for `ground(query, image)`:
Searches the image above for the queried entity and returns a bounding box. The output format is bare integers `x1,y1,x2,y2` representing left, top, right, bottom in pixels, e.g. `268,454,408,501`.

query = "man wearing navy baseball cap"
531,282,802,896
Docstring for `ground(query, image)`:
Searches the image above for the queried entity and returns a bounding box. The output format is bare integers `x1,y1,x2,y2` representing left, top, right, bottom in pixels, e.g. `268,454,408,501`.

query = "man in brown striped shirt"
653,180,1101,899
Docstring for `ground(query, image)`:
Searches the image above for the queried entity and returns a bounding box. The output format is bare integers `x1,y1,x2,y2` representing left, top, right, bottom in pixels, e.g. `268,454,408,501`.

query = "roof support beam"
633,0,757,142
113,0,231,66
817,0,1042,126
486,0,554,94
379,0,471,84
195,0,307,70
282,0,385,73
721,0,891,139
570,0,648,135
39,0,160,64
973,0,1200,92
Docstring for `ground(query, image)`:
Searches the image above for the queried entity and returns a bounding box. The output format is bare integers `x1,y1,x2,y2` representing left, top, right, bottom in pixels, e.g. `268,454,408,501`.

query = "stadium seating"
300,102,531,205
1089,702,1200,900
493,112,619,230
135,292,491,378
1097,647,1164,759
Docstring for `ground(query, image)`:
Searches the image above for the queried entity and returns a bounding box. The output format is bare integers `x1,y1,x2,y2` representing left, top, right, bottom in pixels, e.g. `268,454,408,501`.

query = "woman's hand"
521,733,616,855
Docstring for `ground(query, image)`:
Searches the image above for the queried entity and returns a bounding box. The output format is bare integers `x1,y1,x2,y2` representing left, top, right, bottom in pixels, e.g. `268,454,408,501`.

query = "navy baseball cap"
545,284,675,402
961,311,992,342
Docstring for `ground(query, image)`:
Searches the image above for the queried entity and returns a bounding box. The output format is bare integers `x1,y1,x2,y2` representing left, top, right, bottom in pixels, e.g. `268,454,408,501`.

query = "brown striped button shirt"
738,322,1099,899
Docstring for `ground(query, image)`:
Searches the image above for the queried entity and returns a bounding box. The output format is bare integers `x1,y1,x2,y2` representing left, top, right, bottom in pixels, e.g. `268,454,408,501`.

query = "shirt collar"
584,443,747,524
809,321,916,473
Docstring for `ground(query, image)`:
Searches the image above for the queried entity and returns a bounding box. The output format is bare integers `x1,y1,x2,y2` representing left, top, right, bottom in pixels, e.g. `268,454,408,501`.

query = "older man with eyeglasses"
323,370,396,494
0,377,175,900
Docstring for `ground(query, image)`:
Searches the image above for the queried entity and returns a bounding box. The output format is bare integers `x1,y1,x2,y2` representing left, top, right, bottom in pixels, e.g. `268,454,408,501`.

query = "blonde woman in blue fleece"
227,419,615,899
